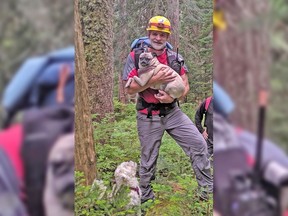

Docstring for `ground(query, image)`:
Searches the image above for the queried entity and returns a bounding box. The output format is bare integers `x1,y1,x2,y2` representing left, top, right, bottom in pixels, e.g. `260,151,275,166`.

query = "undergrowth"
75,100,213,216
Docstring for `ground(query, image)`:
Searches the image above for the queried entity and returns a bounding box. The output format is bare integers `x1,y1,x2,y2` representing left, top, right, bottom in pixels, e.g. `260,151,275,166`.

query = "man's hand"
202,129,208,140
154,90,174,103
125,67,176,95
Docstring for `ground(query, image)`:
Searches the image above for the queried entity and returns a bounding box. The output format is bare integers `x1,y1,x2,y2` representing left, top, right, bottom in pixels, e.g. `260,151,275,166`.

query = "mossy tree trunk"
74,0,97,185
79,0,114,120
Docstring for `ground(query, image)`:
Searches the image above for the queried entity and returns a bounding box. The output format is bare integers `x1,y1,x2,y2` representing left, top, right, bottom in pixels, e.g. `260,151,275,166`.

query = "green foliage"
179,0,213,102
76,102,213,215
267,0,288,152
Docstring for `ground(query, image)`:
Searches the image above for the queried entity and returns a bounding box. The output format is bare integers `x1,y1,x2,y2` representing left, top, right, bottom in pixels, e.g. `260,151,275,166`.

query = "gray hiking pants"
137,107,213,202
207,138,213,158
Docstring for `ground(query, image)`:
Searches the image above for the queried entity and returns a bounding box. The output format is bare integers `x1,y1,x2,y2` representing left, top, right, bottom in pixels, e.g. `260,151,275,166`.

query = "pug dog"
126,52,185,99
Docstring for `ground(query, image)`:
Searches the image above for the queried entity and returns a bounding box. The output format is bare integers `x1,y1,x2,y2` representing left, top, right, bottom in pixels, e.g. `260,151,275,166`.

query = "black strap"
134,48,145,70
137,97,177,118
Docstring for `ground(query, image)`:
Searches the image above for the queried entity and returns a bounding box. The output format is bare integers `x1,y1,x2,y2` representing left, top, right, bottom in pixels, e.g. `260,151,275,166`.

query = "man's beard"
150,41,166,50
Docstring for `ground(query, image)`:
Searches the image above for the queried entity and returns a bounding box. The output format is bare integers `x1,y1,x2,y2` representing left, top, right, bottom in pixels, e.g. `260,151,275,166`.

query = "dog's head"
138,52,157,68
115,161,138,180
124,161,137,174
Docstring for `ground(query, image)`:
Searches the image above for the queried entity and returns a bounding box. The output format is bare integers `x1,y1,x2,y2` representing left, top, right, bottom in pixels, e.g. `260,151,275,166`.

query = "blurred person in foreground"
0,47,75,216
195,96,213,159
213,1,288,215
213,81,288,216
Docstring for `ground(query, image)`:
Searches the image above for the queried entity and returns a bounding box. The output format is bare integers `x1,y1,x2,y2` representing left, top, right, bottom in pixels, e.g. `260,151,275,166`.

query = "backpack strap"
134,48,146,71
130,36,173,51
205,96,212,112
166,49,184,74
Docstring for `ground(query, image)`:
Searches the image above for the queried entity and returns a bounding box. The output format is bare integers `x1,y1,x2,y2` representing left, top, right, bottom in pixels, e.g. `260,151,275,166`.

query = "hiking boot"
198,191,209,201
197,186,211,201
141,209,146,216
141,197,155,205
141,198,155,216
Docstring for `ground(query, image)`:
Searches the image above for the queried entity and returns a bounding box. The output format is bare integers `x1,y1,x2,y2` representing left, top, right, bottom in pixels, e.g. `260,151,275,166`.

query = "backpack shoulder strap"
205,96,212,111
166,49,184,74
134,48,145,70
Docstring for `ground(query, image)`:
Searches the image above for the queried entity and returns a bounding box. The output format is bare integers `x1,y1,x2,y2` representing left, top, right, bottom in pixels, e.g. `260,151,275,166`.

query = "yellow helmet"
213,0,227,30
146,16,171,34
213,10,227,30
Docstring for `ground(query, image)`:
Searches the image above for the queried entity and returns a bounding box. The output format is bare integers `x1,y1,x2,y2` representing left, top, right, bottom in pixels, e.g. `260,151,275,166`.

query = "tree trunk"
167,0,180,51
214,0,270,132
118,0,128,104
79,0,114,120
74,0,97,185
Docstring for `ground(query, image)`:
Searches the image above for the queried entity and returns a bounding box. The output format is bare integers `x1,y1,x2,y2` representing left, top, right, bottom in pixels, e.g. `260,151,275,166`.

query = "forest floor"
75,101,213,216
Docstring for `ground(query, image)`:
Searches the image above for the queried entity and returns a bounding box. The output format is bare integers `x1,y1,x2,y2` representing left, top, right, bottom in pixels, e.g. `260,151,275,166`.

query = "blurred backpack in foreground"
1,46,74,129
213,82,288,216
0,46,75,216
21,105,74,216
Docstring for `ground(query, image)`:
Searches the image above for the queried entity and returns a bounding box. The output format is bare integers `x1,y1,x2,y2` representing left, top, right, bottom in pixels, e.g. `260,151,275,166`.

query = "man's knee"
192,154,211,171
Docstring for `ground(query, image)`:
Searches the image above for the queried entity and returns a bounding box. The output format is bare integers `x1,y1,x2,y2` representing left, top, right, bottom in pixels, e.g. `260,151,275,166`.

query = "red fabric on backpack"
0,124,24,181
205,96,212,111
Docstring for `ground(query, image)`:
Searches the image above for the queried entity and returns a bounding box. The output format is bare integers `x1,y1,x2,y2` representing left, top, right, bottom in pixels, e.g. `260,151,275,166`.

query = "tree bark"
214,0,270,132
80,0,114,120
118,0,128,104
167,0,180,51
74,0,97,185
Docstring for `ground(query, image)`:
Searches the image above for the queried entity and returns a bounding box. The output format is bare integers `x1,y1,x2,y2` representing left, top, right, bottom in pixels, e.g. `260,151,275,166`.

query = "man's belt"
136,97,177,118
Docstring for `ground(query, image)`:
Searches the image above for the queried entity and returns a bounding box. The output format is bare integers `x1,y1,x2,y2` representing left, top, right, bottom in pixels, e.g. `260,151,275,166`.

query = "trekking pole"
253,89,268,185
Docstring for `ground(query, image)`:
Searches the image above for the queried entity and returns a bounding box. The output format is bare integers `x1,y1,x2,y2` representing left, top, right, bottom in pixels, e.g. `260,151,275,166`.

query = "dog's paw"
125,78,133,88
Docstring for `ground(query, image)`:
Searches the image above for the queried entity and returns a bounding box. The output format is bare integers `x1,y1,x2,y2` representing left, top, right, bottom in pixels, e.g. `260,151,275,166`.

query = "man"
195,96,213,158
122,15,213,203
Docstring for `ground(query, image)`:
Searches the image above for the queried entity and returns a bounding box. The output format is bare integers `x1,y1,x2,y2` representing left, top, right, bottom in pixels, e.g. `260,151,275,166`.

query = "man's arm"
179,73,190,101
125,68,177,95
154,69,189,104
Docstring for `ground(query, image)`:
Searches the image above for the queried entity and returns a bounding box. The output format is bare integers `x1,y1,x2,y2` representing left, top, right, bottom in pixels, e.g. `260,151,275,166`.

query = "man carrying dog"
122,15,213,203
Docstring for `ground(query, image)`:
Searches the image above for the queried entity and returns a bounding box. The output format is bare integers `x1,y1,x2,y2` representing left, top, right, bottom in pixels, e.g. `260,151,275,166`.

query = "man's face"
149,30,169,50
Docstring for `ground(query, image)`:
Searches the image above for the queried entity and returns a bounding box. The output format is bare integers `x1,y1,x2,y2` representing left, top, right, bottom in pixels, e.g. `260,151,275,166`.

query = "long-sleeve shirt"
195,98,213,140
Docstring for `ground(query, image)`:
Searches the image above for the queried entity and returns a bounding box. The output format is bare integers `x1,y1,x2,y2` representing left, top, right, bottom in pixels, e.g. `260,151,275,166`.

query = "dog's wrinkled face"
139,52,154,68
115,161,138,181
125,161,137,174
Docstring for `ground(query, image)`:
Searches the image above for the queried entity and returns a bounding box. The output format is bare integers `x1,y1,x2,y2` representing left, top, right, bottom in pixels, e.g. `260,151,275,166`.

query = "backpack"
21,105,74,216
0,148,28,216
131,36,184,73
1,46,74,129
